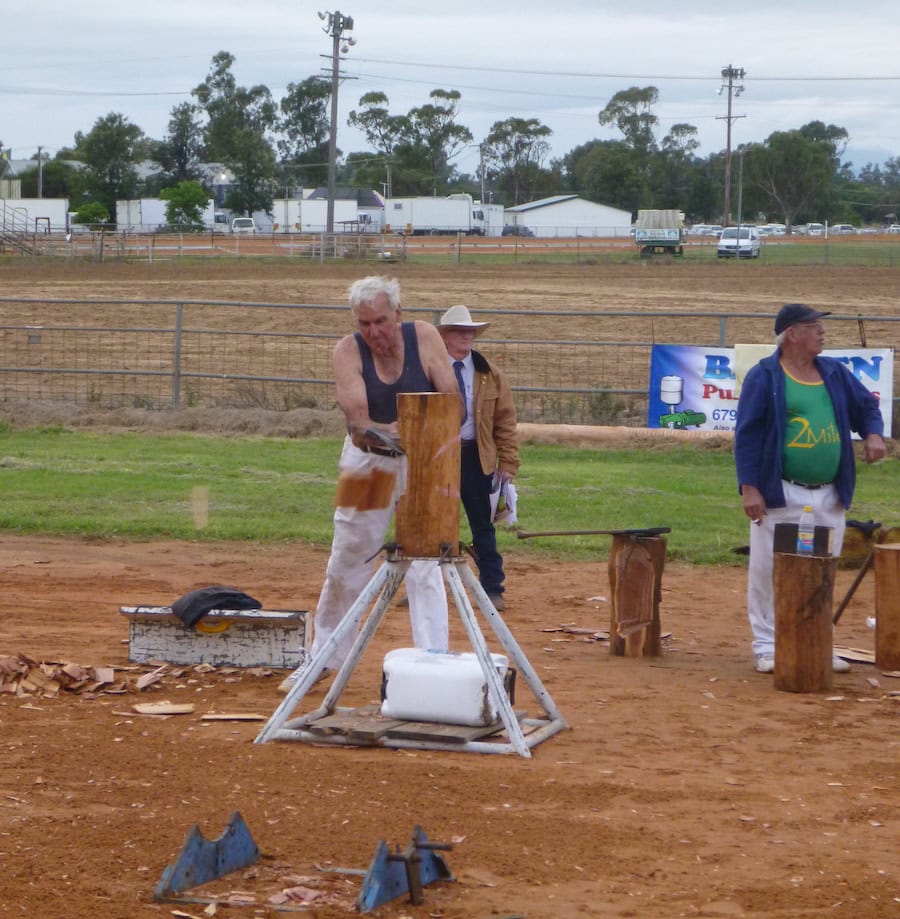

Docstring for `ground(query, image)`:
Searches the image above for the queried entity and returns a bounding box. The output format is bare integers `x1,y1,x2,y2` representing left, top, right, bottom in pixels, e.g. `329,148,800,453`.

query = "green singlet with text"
781,368,841,485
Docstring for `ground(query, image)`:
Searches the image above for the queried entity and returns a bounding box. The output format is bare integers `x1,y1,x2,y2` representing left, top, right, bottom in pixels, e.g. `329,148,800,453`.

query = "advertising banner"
648,345,893,436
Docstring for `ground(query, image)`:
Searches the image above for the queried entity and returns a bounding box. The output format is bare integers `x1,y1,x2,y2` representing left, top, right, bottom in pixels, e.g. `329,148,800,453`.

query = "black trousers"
460,441,505,596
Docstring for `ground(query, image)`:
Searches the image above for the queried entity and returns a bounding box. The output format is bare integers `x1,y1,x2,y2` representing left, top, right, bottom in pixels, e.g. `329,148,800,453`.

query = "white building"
503,195,633,238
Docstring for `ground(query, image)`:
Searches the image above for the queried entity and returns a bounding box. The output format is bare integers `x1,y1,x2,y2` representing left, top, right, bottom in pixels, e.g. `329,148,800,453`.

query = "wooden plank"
120,608,310,669
200,713,266,722
304,706,405,743
120,606,307,623
384,720,504,743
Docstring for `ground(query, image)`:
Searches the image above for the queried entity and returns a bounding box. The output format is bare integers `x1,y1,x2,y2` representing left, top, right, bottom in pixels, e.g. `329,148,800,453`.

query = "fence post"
172,303,184,408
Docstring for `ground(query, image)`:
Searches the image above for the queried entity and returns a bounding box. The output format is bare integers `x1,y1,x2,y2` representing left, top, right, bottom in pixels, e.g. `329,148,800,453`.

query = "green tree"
347,91,409,194
192,52,277,215
482,117,552,205
744,129,837,230
72,201,109,228
404,90,473,195
348,92,407,158
150,102,205,190
74,113,146,218
562,140,642,212
597,86,662,205
598,86,659,156
18,156,84,199
278,76,331,188
159,180,210,229
651,124,701,210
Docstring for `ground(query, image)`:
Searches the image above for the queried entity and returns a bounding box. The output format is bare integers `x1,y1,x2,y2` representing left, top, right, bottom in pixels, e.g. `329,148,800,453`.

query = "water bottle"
796,505,815,554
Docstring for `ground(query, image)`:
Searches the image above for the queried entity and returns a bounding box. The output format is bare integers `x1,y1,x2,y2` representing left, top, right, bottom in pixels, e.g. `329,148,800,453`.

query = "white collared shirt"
451,353,476,440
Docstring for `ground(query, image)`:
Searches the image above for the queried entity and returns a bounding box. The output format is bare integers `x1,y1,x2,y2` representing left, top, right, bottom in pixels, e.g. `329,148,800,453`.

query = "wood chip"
135,670,166,691
133,702,195,715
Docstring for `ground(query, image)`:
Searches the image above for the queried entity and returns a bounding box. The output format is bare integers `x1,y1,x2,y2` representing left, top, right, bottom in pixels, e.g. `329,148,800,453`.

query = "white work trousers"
311,436,448,668
747,480,846,657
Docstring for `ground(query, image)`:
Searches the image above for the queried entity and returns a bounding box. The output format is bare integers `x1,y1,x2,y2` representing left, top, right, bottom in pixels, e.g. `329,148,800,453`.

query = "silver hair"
348,276,401,315
775,330,788,347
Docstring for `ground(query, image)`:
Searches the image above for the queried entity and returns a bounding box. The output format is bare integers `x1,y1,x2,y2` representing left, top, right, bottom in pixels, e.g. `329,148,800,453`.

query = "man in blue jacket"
734,303,886,674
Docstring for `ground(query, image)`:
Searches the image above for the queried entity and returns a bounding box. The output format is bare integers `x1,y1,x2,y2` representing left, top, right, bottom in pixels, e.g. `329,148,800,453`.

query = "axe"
517,526,671,540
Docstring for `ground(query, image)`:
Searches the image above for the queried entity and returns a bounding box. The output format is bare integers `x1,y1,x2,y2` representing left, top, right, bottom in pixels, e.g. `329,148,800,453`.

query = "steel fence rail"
0,298,896,427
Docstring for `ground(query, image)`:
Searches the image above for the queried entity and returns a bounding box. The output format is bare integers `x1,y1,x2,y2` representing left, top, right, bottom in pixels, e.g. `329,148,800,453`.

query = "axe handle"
517,527,670,540
833,548,875,625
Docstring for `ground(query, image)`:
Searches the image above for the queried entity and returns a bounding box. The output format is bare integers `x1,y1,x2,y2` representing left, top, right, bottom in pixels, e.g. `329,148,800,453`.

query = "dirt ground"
0,259,898,918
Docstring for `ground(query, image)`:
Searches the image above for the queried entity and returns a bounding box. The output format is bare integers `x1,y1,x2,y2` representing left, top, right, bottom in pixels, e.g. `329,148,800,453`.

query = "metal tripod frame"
254,551,566,757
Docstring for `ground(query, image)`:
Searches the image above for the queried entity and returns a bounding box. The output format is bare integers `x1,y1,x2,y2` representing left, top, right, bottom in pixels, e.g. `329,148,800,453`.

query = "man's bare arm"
333,335,376,447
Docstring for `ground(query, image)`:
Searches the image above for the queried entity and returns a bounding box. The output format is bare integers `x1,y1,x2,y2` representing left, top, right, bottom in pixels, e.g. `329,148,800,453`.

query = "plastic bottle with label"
796,505,815,554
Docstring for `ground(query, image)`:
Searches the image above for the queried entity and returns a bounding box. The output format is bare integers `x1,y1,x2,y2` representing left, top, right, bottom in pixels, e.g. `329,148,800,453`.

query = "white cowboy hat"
437,304,489,336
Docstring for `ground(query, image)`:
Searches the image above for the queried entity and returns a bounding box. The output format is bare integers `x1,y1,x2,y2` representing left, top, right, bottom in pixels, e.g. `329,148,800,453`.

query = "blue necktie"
453,360,467,423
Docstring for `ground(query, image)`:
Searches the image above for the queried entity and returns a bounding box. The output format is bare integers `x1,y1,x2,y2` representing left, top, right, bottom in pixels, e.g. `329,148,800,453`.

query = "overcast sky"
3,0,899,182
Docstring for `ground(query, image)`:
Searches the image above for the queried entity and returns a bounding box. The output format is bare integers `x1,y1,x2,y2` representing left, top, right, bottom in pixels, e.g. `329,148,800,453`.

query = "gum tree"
192,52,277,215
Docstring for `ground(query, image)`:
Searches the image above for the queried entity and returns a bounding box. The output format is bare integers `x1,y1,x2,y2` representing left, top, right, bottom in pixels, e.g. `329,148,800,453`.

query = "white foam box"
380,647,509,727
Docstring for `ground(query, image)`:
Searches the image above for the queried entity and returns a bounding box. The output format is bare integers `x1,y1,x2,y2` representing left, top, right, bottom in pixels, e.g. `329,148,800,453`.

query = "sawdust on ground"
0,259,898,918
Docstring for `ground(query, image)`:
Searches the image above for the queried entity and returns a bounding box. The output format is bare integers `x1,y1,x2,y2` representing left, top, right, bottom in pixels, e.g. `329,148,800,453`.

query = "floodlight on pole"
716,65,746,226
320,10,355,235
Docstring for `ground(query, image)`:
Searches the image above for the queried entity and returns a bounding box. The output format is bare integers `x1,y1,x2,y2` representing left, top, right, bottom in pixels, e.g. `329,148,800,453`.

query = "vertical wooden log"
773,553,836,692
395,392,460,557
608,535,666,657
873,543,900,671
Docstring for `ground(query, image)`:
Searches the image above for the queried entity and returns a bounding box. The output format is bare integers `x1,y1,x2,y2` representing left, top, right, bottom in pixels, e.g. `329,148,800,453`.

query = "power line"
350,57,900,83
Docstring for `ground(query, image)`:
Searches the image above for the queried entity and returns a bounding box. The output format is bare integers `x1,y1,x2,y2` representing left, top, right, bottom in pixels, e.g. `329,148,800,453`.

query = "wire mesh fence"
0,298,896,427
6,229,900,267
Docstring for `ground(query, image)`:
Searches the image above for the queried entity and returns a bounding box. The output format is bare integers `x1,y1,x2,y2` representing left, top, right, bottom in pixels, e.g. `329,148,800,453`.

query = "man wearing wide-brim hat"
437,304,520,610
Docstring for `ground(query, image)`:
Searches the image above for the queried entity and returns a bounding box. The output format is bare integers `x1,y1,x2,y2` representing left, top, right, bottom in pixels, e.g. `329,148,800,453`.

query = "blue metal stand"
356,825,454,913
154,811,259,901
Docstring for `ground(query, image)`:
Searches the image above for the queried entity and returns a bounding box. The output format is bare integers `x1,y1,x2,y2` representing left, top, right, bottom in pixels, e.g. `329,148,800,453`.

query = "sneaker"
278,666,332,693
754,654,775,674
278,651,334,692
487,593,505,611
832,655,850,673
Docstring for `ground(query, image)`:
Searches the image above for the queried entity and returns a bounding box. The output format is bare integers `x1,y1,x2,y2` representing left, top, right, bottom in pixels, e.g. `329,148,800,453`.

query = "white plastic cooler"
381,648,510,726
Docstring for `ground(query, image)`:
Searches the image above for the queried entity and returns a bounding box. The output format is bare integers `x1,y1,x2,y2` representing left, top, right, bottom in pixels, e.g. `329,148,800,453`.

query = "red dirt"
1,260,897,918
0,537,895,919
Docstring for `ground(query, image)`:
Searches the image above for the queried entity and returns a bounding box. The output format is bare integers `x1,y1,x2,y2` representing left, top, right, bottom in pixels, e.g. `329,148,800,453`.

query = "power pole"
717,65,746,226
37,146,43,199
319,10,355,235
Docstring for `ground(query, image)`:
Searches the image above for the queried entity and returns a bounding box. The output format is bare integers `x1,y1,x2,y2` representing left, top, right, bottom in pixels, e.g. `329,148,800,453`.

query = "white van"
231,217,256,234
716,226,761,258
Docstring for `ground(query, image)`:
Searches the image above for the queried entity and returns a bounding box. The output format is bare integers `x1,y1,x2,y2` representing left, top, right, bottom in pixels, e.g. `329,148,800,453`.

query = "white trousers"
747,481,846,657
311,436,448,668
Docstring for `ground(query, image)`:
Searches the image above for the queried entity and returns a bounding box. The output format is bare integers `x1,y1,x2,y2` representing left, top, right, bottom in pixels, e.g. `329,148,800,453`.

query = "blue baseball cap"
774,303,831,335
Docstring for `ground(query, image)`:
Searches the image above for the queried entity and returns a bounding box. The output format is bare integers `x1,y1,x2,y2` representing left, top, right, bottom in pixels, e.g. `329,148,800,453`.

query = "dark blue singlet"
355,321,434,423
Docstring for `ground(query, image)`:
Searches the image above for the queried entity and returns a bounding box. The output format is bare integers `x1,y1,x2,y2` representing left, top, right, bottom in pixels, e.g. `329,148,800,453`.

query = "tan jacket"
471,350,520,477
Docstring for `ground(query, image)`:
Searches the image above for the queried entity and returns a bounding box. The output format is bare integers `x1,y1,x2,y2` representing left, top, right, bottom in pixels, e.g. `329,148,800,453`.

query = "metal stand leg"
255,558,409,744
256,555,567,756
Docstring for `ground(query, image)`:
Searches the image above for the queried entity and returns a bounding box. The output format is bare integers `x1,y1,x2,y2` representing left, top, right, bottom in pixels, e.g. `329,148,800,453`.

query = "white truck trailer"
265,197,361,233
1,197,71,234
116,198,215,232
383,193,486,235
633,209,685,257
